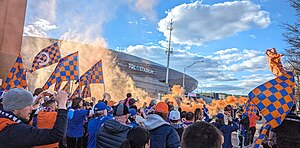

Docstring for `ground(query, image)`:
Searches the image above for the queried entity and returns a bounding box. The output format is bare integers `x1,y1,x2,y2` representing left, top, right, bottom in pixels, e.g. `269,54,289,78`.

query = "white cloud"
224,56,267,72
249,34,256,39
23,18,57,37
124,0,158,21
238,73,274,89
210,48,267,72
214,48,239,55
158,1,271,46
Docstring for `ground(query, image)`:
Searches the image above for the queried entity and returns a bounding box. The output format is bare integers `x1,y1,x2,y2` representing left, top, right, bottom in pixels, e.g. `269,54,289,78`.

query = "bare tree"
283,0,300,107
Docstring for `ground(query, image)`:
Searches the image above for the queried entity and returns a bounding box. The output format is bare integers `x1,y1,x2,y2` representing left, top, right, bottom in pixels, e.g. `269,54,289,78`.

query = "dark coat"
214,121,238,148
96,119,131,148
144,114,180,148
0,109,67,148
272,112,300,148
149,124,181,148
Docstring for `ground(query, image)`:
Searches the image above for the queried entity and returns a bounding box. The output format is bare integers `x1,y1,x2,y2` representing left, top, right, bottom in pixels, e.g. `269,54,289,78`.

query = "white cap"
169,110,180,120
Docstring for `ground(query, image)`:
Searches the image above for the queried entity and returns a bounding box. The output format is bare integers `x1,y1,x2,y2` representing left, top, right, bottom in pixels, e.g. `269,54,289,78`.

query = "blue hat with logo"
94,102,107,112
129,108,137,116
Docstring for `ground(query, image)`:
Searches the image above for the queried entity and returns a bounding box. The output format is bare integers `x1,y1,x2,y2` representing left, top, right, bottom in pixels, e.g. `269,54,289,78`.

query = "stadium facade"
114,50,198,95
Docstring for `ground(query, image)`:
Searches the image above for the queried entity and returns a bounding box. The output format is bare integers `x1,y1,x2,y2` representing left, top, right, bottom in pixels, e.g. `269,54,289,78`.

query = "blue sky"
23,0,297,95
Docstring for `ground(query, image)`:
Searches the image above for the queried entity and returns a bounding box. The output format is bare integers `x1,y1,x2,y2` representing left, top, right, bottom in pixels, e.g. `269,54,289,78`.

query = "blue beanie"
216,113,224,120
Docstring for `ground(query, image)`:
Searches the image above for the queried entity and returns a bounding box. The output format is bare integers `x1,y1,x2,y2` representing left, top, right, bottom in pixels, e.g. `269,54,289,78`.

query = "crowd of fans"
0,88,299,148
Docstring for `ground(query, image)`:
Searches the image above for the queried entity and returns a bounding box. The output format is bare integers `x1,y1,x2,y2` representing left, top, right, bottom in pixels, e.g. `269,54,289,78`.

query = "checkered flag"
31,42,61,72
1,54,27,92
247,71,295,148
42,52,79,90
78,60,104,86
70,86,80,100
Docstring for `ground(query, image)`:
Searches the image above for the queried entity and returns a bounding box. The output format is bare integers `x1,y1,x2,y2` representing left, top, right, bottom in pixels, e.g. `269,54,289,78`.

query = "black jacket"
96,119,130,148
272,112,300,148
0,109,67,148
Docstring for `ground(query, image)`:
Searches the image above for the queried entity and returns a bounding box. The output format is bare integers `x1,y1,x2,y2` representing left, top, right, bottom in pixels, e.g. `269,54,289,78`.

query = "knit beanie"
3,88,34,111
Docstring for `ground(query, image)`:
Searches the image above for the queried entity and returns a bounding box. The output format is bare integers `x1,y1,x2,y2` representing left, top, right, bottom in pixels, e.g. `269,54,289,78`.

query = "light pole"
183,60,204,91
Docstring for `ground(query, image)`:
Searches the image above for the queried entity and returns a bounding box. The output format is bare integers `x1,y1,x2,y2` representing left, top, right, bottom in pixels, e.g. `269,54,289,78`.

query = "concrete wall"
0,0,27,85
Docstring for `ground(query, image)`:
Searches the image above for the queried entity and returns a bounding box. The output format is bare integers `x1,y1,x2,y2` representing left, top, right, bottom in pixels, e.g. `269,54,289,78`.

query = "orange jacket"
249,114,260,128
35,111,58,148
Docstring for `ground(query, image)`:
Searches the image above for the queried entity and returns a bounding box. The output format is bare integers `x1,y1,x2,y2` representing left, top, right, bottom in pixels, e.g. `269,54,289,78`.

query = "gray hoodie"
144,114,169,130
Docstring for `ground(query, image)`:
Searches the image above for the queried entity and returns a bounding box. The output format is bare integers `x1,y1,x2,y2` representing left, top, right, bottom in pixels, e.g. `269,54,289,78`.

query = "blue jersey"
87,116,111,148
67,109,89,138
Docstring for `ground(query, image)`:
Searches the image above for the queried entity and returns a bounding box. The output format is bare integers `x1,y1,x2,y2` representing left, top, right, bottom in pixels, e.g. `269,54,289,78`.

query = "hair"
33,88,43,96
215,118,225,129
194,108,203,122
129,105,138,112
181,111,187,119
126,93,132,98
182,122,223,148
120,126,150,148
168,104,174,112
170,119,180,123
186,112,194,121
71,97,83,109
45,100,56,108
155,112,168,120
95,110,105,117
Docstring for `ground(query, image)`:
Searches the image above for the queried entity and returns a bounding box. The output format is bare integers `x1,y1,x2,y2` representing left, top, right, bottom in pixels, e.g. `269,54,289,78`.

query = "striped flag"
42,52,79,90
31,42,61,72
1,54,27,92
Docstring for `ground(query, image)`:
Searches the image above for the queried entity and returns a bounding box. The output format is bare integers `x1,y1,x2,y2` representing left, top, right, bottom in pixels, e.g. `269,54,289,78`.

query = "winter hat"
154,102,168,114
3,88,34,111
216,113,224,120
169,110,181,120
129,98,137,106
114,103,129,116
129,108,137,116
94,102,107,112
149,99,157,107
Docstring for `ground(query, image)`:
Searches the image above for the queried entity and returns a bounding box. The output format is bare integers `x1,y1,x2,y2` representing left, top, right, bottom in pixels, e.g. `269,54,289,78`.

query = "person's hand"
140,108,145,114
268,141,274,147
54,90,68,109
227,114,233,122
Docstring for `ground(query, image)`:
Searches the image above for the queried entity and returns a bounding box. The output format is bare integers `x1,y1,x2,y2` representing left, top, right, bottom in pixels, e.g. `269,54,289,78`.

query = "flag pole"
77,52,81,98
103,63,106,94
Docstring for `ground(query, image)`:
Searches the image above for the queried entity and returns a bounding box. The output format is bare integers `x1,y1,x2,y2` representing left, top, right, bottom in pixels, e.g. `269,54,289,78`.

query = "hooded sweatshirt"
144,114,180,148
96,119,130,148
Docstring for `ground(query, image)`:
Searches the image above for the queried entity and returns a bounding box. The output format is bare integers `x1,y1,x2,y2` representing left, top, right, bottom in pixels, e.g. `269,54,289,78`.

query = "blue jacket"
144,114,180,148
213,121,238,148
87,116,111,148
